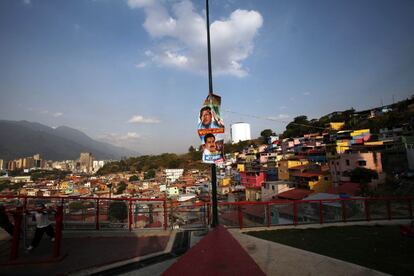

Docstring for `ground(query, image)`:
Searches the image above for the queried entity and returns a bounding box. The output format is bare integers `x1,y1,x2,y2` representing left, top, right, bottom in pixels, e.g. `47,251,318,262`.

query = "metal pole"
206,0,213,95
205,0,218,227
211,164,218,227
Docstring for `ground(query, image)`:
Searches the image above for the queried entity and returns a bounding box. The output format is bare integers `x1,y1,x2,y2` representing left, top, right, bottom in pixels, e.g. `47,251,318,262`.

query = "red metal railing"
1,195,413,261
216,196,414,229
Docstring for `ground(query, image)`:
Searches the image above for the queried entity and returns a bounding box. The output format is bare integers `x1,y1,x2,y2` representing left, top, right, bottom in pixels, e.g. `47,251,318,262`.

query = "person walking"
26,203,55,252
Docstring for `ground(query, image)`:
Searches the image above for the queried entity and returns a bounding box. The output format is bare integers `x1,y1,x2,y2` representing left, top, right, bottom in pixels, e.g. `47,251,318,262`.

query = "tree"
260,129,274,144
116,181,127,194
129,175,140,182
108,201,128,222
282,115,311,138
69,201,87,212
349,167,379,196
188,146,196,153
144,169,156,180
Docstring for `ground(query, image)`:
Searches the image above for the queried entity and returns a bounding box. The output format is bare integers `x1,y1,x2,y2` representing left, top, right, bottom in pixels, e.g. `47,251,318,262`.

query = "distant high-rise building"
7,160,16,171
79,152,94,173
22,157,35,169
15,158,24,169
231,122,251,144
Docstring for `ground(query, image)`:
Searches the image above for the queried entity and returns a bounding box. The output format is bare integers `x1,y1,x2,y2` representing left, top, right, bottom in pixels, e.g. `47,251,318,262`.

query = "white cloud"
128,0,263,77
267,114,290,120
23,0,31,5
135,62,147,68
303,92,311,96
125,132,140,139
53,112,63,117
28,107,64,118
98,132,141,148
128,115,161,124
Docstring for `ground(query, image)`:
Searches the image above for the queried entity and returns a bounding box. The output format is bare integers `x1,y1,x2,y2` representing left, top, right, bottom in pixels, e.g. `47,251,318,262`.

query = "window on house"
336,162,339,166
324,177,328,181
358,160,367,166
346,160,350,166
272,185,275,191
337,171,340,175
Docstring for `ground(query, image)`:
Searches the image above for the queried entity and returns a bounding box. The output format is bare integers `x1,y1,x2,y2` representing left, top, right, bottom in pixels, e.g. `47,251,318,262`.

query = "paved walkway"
0,231,173,276
163,225,265,276
229,229,389,276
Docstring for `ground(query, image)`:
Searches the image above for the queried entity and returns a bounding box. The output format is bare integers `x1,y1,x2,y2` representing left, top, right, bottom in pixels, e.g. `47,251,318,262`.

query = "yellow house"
329,122,345,130
219,177,231,187
278,159,309,181
308,173,333,193
237,164,245,172
59,181,70,191
351,129,370,137
290,166,333,193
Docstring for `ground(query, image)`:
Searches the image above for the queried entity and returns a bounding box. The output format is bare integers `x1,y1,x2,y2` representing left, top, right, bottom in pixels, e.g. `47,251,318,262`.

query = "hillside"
0,120,137,161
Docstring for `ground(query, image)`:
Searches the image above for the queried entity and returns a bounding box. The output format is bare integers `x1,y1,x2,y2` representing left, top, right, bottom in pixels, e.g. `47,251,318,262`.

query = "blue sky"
0,0,413,155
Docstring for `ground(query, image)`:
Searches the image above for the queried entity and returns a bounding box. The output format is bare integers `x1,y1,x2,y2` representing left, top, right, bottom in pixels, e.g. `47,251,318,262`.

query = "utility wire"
222,109,327,130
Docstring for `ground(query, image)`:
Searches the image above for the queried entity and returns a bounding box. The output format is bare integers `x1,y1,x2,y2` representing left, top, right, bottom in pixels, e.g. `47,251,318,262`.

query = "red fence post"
207,203,211,225
53,205,64,258
96,199,100,230
238,205,243,229
365,199,370,221
409,199,413,220
267,203,271,227
129,200,133,232
163,200,167,230
319,201,323,224
341,200,347,222
10,206,23,261
293,201,298,226
386,199,391,220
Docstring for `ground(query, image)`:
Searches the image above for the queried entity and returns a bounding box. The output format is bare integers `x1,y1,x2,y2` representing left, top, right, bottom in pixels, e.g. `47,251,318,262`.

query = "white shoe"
26,246,33,252
51,238,55,242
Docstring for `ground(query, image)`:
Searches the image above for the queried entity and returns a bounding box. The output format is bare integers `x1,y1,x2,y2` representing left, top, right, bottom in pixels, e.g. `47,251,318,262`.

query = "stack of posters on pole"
197,93,225,164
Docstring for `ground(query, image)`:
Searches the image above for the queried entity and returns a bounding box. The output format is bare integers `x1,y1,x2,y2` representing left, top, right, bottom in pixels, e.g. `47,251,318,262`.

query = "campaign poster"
197,93,225,164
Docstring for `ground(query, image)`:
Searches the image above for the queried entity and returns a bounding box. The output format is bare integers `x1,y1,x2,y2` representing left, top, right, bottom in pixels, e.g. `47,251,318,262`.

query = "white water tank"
231,123,251,144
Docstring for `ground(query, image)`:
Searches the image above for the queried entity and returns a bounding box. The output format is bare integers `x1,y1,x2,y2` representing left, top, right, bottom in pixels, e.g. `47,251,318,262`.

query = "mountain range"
0,120,137,161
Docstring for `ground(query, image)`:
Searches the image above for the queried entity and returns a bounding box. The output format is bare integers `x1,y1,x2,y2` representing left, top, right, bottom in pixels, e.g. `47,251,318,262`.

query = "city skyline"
1,0,414,154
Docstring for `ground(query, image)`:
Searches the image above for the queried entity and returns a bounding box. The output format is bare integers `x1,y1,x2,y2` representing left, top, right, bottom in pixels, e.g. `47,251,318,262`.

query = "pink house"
239,171,266,189
329,151,385,187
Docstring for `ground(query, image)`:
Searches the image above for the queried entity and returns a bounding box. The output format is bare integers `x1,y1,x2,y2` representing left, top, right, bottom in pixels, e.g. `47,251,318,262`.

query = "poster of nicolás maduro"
197,93,225,164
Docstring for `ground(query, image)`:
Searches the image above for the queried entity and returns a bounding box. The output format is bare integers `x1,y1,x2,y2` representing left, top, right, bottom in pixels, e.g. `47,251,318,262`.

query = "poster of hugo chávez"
197,93,225,164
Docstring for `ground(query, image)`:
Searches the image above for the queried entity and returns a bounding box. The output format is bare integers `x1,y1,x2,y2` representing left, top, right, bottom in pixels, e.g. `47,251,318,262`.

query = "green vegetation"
115,181,127,194
259,129,274,143
97,152,209,175
281,96,414,138
247,225,414,275
348,167,378,196
144,169,156,180
282,115,324,138
128,175,140,182
69,200,94,212
0,181,24,192
30,169,71,181
224,140,261,154
108,201,128,222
